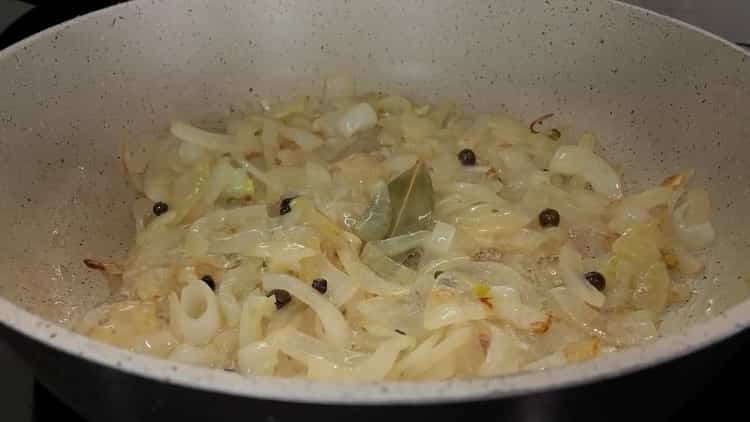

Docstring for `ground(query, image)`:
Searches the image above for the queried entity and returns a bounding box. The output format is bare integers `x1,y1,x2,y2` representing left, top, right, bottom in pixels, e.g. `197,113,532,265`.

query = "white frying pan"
0,1,748,420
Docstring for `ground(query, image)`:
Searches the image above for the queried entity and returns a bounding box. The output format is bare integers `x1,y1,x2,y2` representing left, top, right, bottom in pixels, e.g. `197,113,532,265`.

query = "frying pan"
0,1,749,420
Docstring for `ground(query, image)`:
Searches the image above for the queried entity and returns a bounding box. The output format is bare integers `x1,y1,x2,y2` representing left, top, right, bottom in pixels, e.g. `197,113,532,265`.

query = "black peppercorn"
200,275,215,290
312,278,328,294
538,208,561,227
457,148,477,166
152,201,169,216
279,197,294,215
584,271,606,291
268,289,292,309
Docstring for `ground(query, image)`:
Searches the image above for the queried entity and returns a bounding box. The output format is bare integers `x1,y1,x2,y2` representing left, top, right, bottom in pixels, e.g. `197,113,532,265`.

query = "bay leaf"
354,181,392,241
387,161,434,237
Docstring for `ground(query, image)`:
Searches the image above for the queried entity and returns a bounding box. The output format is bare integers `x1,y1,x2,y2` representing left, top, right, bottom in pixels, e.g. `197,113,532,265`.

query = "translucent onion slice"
170,121,258,153
279,125,324,151
523,351,567,371
549,145,622,199
300,255,358,306
355,295,426,339
262,273,351,349
306,335,414,382
548,287,607,339
395,325,473,379
488,286,551,333
479,325,527,376
605,310,658,346
423,277,488,330
361,243,417,285
559,245,606,308
238,295,276,347
237,340,279,376
424,221,456,255
372,230,431,257
337,246,409,296
673,190,715,250
168,279,222,346
336,103,378,138
273,327,361,368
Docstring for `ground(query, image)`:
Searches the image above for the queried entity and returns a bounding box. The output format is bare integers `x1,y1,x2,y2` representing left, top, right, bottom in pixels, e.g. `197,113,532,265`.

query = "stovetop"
3,335,748,422
1,2,749,421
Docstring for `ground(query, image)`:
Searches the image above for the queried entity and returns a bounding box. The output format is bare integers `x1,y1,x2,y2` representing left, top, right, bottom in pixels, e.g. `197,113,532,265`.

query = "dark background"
0,2,748,421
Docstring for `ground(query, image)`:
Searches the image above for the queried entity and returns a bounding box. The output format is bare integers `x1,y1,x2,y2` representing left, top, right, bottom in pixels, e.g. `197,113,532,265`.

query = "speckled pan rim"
0,0,749,405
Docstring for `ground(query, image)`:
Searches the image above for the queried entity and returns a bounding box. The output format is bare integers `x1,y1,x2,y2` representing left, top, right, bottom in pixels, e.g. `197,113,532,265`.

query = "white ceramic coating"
0,0,748,404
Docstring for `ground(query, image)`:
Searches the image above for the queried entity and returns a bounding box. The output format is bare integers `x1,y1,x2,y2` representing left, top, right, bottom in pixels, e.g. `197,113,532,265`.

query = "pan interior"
0,0,748,360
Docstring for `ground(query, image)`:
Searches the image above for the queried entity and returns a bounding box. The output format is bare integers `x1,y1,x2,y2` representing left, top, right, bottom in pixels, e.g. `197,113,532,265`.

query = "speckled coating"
0,0,748,404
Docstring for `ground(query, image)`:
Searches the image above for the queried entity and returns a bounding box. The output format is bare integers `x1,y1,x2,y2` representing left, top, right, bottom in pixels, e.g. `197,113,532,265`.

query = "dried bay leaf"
354,181,392,241
388,161,434,237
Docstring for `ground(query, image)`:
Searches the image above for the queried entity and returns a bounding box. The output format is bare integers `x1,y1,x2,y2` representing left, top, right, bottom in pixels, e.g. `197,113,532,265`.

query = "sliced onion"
178,140,210,165
452,204,532,240
414,256,473,296
248,241,317,273
673,192,715,250
619,187,674,210
391,331,442,378
305,162,332,188
336,103,378,138
383,154,418,176
563,338,602,364
424,221,456,255
216,260,263,327
361,243,417,285
168,344,222,367
523,351,567,371
237,340,279,376
302,255,358,306
170,121,248,152
559,245,606,308
672,244,705,274
397,325,473,379
355,295,426,339
423,275,488,330
674,220,715,251
437,182,507,208
478,325,527,376
279,125,324,151
605,310,657,346
267,96,308,119
372,231,431,257
262,274,351,349
608,206,651,235
376,95,413,115
458,114,492,147
337,246,409,295
549,145,622,199
489,286,550,333
168,280,222,346
306,335,414,382
238,295,276,347
273,327,361,367
233,157,282,192
548,287,607,339
350,335,414,381
261,118,280,168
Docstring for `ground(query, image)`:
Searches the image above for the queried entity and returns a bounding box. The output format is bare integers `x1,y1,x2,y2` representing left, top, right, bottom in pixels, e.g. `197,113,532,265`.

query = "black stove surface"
25,343,750,422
